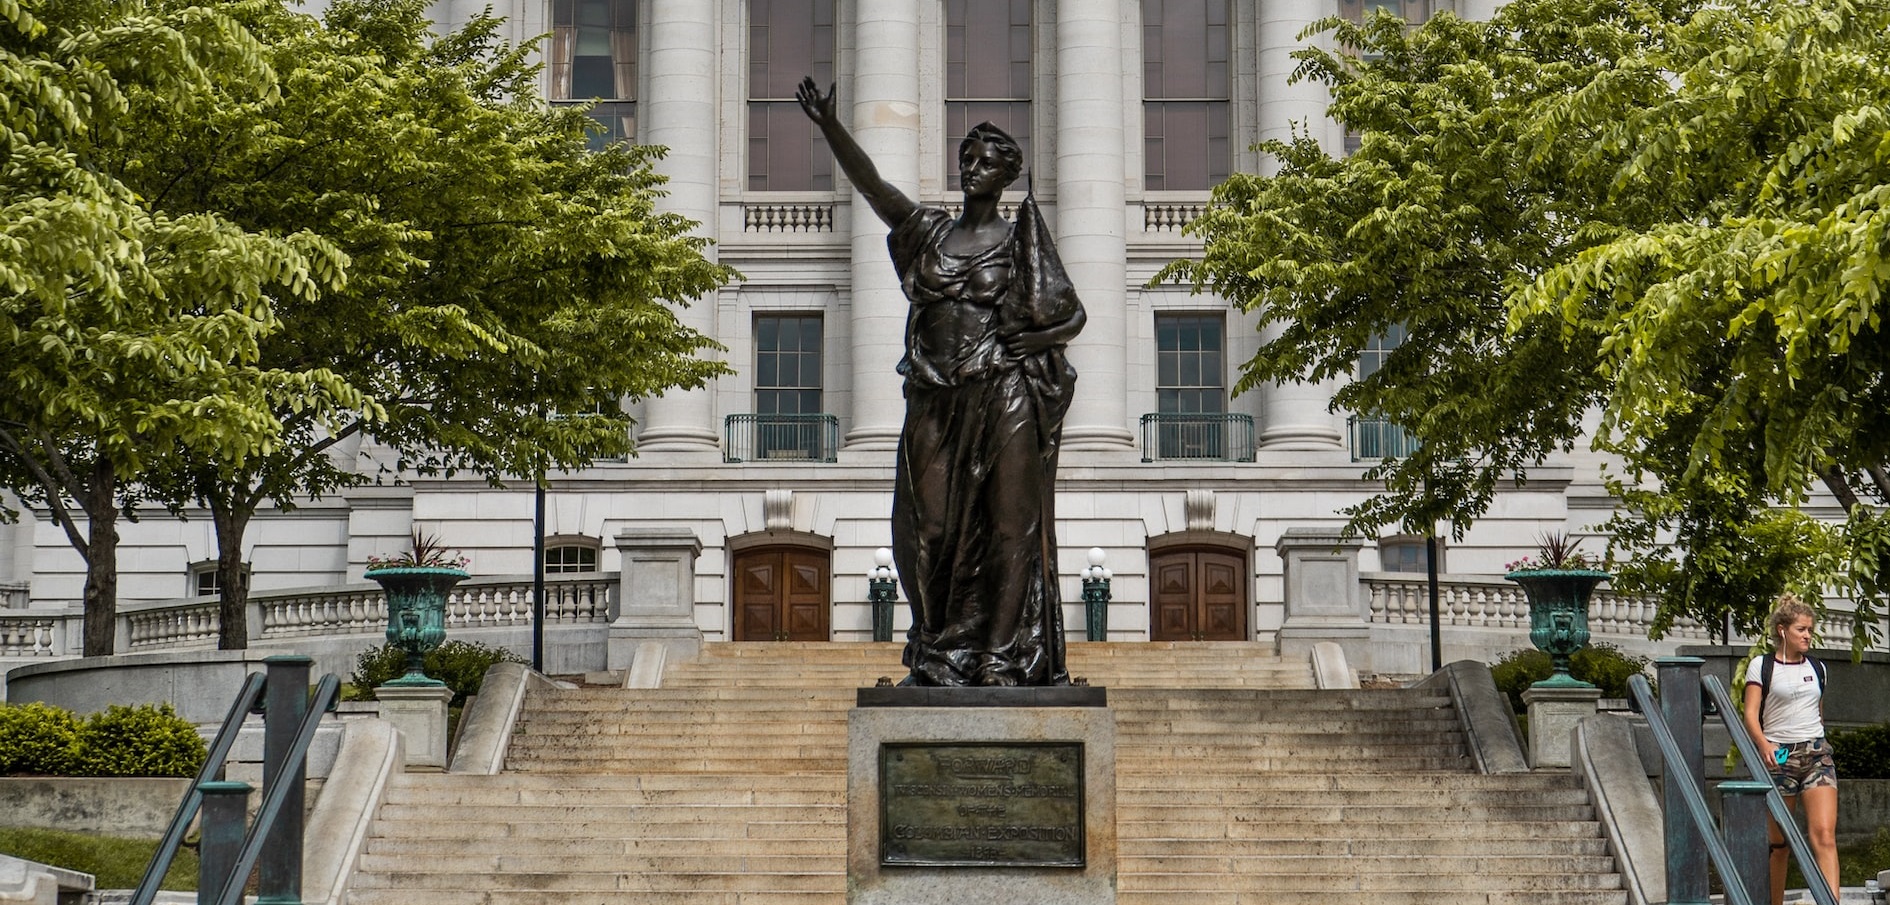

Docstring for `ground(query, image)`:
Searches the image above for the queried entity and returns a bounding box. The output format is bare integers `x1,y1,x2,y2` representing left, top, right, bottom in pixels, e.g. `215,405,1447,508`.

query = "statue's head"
958,122,1024,191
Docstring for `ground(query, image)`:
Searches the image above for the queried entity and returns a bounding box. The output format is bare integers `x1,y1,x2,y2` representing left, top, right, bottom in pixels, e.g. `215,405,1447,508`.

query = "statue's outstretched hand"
797,77,837,126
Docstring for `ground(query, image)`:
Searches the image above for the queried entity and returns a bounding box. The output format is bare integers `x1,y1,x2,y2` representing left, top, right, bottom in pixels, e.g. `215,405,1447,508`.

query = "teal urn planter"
365,566,468,686
1504,568,1609,688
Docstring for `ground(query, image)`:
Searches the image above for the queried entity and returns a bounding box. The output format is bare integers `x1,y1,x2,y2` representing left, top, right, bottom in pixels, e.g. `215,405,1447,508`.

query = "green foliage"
0,826,197,891
1158,0,1687,538
349,640,525,707
102,0,735,648
1509,0,1890,647
0,703,81,776
1830,721,1890,781
1160,0,1888,642
72,704,206,778
0,0,358,653
0,702,202,777
1489,644,1651,712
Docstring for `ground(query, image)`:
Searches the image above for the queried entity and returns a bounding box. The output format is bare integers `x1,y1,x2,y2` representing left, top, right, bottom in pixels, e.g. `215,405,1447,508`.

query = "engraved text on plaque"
878,742,1085,868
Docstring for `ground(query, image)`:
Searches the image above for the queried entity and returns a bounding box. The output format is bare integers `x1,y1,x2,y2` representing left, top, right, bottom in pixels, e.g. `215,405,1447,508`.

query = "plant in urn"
364,529,469,686
1504,533,1609,687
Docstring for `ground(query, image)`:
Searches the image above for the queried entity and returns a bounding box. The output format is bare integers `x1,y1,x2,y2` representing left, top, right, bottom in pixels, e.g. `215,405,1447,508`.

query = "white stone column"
634,0,723,452
842,0,922,451
1257,0,1345,449
1054,0,1134,449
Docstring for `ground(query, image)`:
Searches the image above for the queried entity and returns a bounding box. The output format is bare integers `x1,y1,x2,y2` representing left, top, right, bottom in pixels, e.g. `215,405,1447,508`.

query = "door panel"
732,547,831,641
1148,547,1248,641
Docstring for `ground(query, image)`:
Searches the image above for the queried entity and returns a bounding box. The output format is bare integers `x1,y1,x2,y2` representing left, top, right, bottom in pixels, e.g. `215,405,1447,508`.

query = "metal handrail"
206,673,341,905
1625,673,1758,905
129,671,266,905
1702,674,1840,905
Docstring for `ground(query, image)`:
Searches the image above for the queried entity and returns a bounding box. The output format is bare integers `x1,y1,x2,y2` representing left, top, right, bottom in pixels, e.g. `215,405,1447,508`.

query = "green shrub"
73,703,206,778
0,703,82,776
1490,644,1651,713
349,640,526,707
1830,721,1890,780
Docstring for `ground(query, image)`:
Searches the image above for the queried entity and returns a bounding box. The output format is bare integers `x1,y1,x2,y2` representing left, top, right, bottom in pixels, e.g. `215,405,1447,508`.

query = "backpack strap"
1758,653,1775,723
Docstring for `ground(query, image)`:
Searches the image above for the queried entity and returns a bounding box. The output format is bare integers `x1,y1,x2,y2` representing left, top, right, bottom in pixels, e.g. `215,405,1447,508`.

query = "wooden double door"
1150,547,1248,641
732,546,831,642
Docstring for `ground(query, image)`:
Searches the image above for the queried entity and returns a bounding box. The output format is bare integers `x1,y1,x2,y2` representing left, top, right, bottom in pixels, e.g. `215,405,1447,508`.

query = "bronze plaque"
878,742,1085,868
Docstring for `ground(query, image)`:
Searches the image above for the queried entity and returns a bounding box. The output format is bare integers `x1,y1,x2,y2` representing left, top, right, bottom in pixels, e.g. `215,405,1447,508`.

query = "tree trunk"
1821,466,1861,512
212,492,253,650
80,460,119,657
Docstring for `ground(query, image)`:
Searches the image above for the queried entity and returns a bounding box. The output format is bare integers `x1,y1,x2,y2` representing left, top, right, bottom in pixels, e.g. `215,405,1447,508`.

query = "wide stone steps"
347,642,1623,905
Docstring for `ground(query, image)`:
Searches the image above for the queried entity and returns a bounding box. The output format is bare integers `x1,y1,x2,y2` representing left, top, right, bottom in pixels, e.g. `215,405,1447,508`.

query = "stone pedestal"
1522,682,1601,769
847,689,1115,905
608,529,703,670
1274,529,1368,666
374,683,453,770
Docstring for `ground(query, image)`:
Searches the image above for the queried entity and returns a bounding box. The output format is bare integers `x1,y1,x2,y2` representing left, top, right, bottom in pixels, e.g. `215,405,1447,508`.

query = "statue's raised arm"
795,78,918,229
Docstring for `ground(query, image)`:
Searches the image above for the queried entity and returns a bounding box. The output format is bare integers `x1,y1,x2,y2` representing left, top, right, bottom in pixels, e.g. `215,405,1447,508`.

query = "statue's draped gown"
886,196,1083,686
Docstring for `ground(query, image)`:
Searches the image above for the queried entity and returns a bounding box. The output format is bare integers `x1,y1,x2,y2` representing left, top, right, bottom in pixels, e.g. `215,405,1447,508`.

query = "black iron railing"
1138,412,1256,462
724,413,840,463
1348,414,1419,461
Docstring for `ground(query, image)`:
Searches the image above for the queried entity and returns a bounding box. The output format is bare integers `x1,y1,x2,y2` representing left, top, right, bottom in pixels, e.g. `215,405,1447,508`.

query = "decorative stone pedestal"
607,529,704,670
1274,529,1369,668
847,687,1116,905
374,683,453,770
1522,681,1601,769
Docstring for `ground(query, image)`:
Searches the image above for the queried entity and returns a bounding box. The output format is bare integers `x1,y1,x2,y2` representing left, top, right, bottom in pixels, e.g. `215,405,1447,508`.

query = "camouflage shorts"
1769,737,1838,797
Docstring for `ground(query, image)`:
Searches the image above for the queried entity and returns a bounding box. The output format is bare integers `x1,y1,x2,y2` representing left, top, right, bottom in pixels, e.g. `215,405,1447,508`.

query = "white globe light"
1087,547,1106,567
874,547,894,568
1100,567,1112,581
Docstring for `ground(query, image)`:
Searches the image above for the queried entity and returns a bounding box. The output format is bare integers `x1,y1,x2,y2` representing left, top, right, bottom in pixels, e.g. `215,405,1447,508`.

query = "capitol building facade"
3,0,1707,675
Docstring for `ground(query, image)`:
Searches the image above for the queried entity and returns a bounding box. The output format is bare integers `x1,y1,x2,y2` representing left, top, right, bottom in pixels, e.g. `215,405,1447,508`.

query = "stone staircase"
346,642,1625,905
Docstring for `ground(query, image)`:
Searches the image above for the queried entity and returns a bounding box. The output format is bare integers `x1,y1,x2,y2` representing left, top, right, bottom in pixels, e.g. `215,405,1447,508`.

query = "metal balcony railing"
1348,414,1419,461
1138,413,1256,463
724,413,840,463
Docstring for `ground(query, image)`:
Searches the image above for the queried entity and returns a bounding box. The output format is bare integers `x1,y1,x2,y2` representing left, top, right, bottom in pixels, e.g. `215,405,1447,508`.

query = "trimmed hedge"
1489,644,1652,713
1830,721,1890,780
347,640,526,707
0,702,204,777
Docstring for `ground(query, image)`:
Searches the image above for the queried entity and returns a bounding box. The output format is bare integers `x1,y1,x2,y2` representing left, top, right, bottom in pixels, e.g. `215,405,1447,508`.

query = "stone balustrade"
0,575,614,659
742,202,835,233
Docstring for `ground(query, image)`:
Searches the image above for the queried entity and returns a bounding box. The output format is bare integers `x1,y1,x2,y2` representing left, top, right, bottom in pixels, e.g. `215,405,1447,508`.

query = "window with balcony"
1144,313,1253,461
1350,323,1419,460
727,314,837,461
550,0,636,150
1141,0,1231,191
748,0,835,191
945,0,1032,190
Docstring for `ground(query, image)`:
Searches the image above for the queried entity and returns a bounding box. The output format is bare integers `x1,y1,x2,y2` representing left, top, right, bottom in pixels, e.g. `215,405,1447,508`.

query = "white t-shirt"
1743,655,1825,744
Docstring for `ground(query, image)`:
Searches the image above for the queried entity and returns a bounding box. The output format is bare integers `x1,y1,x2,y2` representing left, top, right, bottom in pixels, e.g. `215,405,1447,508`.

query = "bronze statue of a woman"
797,78,1086,687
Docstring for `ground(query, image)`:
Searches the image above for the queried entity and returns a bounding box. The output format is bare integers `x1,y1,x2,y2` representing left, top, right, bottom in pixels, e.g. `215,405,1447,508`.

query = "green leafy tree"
1514,0,1890,648
0,0,357,654
1159,0,1686,539
116,0,733,647
1162,0,1886,647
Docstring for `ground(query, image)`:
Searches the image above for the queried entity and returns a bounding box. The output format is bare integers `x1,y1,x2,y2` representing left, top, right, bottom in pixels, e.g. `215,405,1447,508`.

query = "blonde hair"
1766,592,1816,642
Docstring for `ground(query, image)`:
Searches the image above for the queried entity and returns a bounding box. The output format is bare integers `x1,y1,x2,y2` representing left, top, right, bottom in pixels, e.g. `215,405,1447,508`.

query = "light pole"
1081,547,1112,641
868,547,897,642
